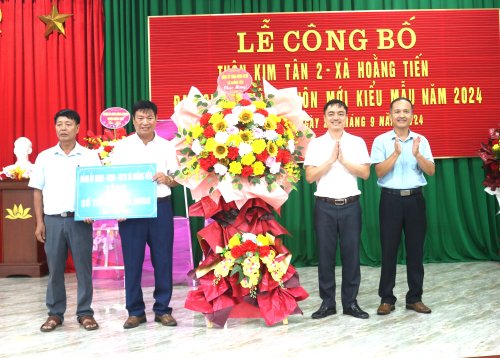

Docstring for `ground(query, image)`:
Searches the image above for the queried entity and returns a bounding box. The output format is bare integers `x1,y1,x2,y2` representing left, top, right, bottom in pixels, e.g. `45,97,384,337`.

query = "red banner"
149,10,500,158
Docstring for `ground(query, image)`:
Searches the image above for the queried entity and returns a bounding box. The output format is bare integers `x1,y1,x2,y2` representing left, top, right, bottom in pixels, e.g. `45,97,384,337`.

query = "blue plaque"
75,164,157,220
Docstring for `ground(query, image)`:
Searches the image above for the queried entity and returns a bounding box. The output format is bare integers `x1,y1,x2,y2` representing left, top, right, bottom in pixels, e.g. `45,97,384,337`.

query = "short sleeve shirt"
304,131,370,198
370,129,434,189
28,143,101,215
111,132,179,198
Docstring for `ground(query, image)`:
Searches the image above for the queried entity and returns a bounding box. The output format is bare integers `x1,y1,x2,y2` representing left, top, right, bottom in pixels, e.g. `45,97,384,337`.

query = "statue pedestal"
0,180,48,277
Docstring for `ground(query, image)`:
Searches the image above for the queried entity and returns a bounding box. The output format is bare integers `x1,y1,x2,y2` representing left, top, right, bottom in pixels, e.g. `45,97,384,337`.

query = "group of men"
29,101,178,332
28,96,434,332
304,97,435,320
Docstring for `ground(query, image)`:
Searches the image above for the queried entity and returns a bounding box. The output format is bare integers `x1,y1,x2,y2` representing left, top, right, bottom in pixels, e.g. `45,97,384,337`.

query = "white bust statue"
2,137,33,179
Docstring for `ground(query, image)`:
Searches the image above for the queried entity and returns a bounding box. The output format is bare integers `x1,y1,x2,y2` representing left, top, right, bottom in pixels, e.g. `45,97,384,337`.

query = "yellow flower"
209,112,224,124
239,130,253,143
228,134,242,146
285,129,295,139
251,139,266,154
264,114,278,130
224,251,235,261
256,234,269,246
275,137,285,147
219,99,236,109
213,118,228,132
241,153,256,166
267,141,278,157
205,137,217,152
228,234,241,249
213,144,228,159
229,161,242,175
493,144,500,152
190,124,204,139
239,109,253,124
252,161,265,176
253,100,266,109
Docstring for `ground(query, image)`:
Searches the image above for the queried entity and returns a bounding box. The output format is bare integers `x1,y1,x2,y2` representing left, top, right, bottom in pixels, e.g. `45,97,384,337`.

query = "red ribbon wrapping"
184,196,309,326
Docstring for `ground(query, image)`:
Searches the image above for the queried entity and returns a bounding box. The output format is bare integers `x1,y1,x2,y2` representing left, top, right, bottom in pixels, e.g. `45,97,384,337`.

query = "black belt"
317,195,360,206
157,196,170,203
48,212,75,218
382,187,422,197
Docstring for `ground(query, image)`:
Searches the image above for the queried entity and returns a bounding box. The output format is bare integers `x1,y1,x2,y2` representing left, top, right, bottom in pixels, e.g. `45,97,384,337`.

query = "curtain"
0,0,104,261
102,0,500,266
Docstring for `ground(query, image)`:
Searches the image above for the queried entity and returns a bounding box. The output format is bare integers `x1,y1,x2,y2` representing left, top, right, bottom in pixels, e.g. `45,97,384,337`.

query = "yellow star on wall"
38,4,73,38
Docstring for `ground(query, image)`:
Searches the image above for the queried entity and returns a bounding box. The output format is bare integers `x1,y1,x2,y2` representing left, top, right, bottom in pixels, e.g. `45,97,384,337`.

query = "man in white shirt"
111,100,179,329
29,109,101,332
304,99,370,320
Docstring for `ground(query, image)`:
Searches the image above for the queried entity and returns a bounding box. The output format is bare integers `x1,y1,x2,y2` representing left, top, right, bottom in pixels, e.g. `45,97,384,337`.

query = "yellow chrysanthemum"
213,118,228,132
241,153,256,166
251,139,266,154
284,162,300,180
228,234,241,249
190,124,204,139
285,129,295,140
219,99,236,109
224,251,235,261
229,161,242,175
267,141,278,157
253,100,266,109
209,112,224,124
252,161,265,176
493,144,500,152
239,130,253,143
213,144,228,159
205,137,217,152
228,134,242,147
275,137,285,147
256,234,269,246
239,109,254,124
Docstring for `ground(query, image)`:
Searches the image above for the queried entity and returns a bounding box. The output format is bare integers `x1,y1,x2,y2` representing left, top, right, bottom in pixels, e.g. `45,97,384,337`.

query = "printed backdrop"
149,9,500,158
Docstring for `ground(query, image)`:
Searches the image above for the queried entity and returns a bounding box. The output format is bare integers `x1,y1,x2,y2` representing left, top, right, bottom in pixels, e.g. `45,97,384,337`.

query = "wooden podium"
0,180,48,277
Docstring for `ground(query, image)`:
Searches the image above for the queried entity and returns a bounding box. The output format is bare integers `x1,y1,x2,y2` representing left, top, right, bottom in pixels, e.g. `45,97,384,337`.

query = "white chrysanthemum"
214,163,228,176
264,130,278,141
252,127,264,139
192,139,203,155
238,142,252,156
226,125,240,135
242,232,257,243
269,161,281,174
288,139,295,154
225,113,239,126
253,113,266,126
215,131,229,144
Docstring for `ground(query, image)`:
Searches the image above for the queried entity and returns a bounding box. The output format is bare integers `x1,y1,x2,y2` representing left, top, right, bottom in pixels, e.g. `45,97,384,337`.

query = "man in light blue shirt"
370,97,435,316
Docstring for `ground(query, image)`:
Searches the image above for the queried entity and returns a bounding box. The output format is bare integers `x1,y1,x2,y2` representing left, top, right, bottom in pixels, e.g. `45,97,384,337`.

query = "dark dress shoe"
311,304,337,319
343,302,369,319
155,313,177,326
377,303,395,315
123,315,147,329
406,301,431,314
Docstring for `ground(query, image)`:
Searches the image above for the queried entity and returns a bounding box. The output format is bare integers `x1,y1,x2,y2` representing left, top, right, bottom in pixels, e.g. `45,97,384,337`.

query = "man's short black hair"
54,109,80,124
390,97,414,110
323,99,348,114
132,100,158,117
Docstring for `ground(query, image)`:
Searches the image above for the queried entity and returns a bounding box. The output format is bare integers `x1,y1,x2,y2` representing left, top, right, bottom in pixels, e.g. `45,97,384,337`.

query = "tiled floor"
1,262,498,357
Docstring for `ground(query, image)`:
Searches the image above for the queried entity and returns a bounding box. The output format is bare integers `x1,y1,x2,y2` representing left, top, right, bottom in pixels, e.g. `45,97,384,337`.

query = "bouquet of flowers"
173,79,313,326
213,231,288,298
172,80,314,210
479,127,500,191
84,128,127,165
1,165,30,180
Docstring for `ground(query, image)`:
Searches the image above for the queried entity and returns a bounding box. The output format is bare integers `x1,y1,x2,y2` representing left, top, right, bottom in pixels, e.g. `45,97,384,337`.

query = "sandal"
78,315,99,331
40,315,62,332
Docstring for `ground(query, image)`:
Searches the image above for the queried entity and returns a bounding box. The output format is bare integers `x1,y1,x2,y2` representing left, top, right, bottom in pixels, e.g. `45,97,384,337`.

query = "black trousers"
314,199,361,309
378,191,427,305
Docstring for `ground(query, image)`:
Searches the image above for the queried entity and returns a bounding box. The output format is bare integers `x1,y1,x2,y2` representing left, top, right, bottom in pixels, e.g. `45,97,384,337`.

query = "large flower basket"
171,80,314,327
